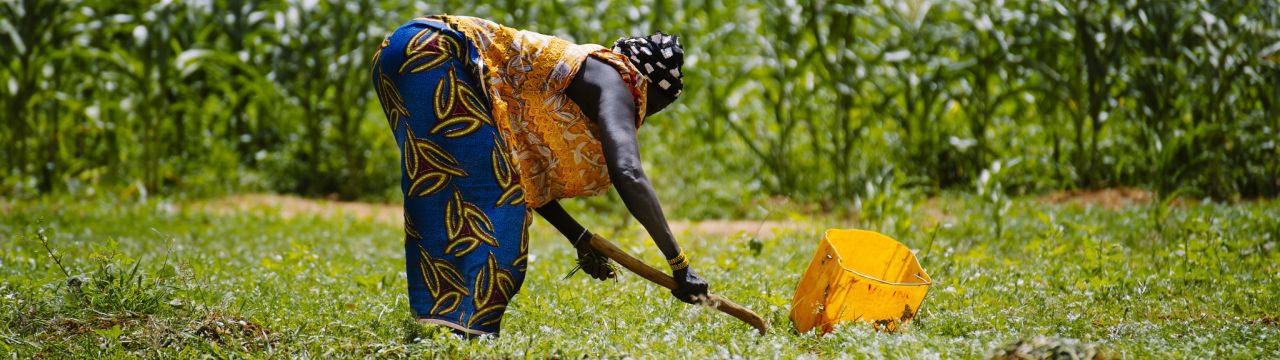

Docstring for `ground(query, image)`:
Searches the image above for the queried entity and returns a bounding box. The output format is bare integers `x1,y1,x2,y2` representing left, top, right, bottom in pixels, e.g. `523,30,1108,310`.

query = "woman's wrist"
666,250,689,272
572,229,592,249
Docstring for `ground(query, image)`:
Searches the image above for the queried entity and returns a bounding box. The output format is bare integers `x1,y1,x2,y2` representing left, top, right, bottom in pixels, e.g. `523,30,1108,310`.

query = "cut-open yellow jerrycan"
790,229,931,334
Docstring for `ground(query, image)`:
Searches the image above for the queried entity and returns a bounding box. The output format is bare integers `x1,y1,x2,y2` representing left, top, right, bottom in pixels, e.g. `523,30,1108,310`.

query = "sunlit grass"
1,195,1277,358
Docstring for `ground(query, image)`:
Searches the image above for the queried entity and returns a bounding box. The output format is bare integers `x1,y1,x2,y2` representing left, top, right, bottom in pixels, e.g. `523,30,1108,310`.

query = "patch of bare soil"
1038,187,1153,210
920,197,956,226
44,317,95,337
667,219,798,239
41,313,149,339
189,194,804,238
189,194,403,224
989,335,1110,360
194,312,275,347
1254,315,1276,327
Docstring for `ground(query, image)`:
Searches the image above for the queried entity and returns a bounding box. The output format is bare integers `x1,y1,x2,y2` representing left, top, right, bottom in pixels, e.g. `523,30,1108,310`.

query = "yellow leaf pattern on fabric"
404,129,467,198
371,35,389,81
445,188,499,256
418,245,469,316
512,210,531,271
377,73,410,131
431,70,493,138
372,35,410,131
468,252,516,328
404,212,423,240
492,137,524,207
400,27,459,75
371,33,389,83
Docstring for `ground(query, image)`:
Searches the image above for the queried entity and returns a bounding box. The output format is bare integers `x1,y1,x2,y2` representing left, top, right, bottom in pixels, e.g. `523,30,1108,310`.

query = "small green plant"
34,224,175,317
856,166,919,235
975,158,1019,241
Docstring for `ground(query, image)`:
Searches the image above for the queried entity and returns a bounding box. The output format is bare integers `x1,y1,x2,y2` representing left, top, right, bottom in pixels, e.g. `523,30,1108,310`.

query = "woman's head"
613,32,683,116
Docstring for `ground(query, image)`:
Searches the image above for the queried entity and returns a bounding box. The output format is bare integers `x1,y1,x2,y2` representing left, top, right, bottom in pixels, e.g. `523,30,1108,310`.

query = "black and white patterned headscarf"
613,32,684,99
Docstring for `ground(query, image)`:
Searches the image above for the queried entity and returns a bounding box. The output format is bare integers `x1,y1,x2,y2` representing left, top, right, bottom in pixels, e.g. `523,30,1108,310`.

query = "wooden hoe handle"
588,235,770,335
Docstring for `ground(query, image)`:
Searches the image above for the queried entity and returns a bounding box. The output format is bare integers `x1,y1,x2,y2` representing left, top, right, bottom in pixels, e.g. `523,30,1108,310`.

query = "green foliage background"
3,1,1280,356
2,0,1278,211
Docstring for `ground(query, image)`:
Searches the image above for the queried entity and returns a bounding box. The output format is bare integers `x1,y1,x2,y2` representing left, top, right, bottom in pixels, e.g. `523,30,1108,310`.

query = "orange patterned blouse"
429,15,649,208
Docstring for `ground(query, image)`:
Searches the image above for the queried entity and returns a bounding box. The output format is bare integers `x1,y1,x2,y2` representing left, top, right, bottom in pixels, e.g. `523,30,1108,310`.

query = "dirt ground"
187,194,797,239
1037,187,1154,210
187,189,1163,239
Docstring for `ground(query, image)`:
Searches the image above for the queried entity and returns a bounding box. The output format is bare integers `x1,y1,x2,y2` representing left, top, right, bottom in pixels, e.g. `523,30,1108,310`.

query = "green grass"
1,194,1278,358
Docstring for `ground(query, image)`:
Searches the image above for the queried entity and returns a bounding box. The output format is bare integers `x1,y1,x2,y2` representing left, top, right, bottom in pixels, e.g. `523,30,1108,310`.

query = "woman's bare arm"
535,200,615,280
535,201,587,244
564,57,708,303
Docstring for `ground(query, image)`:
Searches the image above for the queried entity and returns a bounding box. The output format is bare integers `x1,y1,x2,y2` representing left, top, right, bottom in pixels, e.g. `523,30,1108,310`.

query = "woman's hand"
571,233,617,281
533,202,616,281
671,268,709,304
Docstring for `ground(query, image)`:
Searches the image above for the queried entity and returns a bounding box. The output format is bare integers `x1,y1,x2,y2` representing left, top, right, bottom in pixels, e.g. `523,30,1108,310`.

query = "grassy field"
1,193,1278,358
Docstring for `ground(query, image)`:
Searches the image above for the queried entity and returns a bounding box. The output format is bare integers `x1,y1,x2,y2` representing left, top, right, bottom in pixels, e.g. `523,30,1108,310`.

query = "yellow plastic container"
790,229,932,334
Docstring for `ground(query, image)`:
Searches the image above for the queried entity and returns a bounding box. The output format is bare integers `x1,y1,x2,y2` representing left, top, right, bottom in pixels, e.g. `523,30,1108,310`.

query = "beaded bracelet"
667,251,690,271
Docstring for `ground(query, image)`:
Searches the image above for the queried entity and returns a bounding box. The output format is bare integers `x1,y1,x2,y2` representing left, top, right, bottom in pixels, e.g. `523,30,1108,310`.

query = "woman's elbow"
609,165,647,187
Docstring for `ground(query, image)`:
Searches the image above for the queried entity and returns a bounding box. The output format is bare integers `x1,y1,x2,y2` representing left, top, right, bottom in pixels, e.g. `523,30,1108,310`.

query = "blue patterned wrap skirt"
371,18,529,335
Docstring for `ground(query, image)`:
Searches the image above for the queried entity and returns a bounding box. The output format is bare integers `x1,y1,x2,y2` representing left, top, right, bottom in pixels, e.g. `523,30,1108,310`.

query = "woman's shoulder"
583,49,649,126
567,57,632,106
565,55,647,129
576,57,633,97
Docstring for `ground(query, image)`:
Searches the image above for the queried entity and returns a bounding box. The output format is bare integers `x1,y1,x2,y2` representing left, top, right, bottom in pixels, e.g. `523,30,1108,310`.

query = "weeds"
34,224,174,317
7,220,281,355
4,195,1279,357
34,226,72,279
